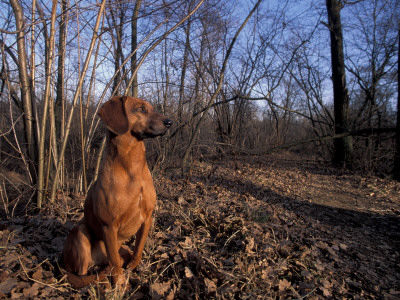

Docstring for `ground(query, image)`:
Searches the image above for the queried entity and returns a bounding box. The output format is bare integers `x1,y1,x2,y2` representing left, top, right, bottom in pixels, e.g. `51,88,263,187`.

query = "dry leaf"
0,278,18,294
10,292,23,299
204,278,217,294
321,286,332,297
149,282,172,300
278,279,291,291
299,281,314,292
23,282,40,298
32,268,43,281
245,237,255,253
300,270,312,278
184,266,194,279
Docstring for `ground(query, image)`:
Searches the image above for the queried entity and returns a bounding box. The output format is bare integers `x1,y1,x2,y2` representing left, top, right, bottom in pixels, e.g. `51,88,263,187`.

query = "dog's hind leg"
63,223,93,276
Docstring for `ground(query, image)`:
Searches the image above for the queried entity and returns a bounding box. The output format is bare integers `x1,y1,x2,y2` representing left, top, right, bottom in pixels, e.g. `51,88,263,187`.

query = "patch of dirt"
0,153,399,299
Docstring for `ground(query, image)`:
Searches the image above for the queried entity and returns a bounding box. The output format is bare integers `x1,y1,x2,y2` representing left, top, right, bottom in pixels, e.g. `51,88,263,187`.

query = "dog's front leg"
127,215,153,270
103,224,124,285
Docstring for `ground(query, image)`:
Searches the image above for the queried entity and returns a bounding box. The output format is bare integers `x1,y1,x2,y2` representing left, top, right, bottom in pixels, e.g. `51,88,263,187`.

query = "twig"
0,246,17,250
7,92,33,184
153,261,179,284
223,229,241,248
171,202,195,228
293,287,317,300
17,256,69,291
0,115,24,137
201,255,237,280
0,180,9,219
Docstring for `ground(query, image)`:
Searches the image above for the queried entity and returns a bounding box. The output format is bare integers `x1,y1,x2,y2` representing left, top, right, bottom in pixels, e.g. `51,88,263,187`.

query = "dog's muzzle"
163,119,172,128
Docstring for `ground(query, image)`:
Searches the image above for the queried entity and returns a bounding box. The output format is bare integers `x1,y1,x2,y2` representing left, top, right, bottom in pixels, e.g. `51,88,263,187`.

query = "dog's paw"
112,272,126,286
126,258,140,270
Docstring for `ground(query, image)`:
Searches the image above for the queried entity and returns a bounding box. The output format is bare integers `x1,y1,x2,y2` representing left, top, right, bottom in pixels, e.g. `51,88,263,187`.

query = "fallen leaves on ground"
0,153,399,299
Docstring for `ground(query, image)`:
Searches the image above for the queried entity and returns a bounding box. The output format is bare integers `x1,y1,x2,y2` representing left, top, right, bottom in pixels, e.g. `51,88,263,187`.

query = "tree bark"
110,7,124,94
131,0,142,97
10,0,38,183
326,0,353,168
55,0,67,142
178,19,191,131
37,0,57,207
30,0,40,151
393,28,400,180
50,0,107,203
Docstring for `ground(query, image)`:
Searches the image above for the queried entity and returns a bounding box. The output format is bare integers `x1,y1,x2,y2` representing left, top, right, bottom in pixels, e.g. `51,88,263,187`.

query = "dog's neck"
105,132,147,173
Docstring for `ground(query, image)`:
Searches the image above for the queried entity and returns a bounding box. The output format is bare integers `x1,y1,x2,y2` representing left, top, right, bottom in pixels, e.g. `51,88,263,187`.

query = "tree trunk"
326,0,353,168
393,28,400,180
50,0,107,203
30,0,40,152
10,0,38,183
55,0,67,142
37,0,57,207
109,7,124,94
178,19,191,134
131,0,142,97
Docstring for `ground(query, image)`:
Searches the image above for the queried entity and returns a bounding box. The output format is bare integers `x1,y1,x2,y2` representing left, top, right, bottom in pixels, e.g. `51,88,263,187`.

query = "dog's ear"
98,96,129,135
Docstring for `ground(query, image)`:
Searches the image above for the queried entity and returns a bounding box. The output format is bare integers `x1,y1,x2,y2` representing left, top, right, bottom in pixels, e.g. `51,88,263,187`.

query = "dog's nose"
163,119,172,128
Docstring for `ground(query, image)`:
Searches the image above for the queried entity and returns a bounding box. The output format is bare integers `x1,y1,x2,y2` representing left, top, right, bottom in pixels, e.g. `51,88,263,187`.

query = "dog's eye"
136,107,145,112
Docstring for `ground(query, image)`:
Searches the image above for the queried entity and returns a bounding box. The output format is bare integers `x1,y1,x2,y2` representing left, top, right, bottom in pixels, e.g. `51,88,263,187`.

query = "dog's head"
98,96,172,139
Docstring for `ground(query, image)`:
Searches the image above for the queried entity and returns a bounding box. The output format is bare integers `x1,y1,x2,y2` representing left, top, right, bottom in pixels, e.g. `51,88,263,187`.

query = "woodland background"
0,0,399,209
0,0,400,298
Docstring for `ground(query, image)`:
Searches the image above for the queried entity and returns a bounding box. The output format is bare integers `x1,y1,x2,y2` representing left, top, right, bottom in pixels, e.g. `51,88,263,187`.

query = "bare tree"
1,0,399,212
49,0,108,203
326,0,353,168
10,0,38,183
131,0,142,97
55,0,68,141
345,0,398,172
37,0,57,207
107,1,128,94
393,28,400,180
182,0,264,169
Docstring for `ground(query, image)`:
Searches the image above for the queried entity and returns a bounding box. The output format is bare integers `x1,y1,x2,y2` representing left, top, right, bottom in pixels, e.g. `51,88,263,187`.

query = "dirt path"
0,154,399,299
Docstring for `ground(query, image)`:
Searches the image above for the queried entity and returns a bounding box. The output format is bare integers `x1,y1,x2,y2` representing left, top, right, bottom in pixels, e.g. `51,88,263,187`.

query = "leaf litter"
0,153,399,299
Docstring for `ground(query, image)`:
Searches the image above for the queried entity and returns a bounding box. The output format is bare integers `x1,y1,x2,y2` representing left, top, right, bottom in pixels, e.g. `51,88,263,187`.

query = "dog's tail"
66,270,108,288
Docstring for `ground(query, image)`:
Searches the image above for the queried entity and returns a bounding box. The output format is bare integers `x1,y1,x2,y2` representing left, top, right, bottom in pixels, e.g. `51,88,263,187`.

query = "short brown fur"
62,96,172,287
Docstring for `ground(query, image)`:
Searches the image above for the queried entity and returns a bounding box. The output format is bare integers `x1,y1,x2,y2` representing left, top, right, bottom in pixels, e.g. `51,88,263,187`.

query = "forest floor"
0,153,400,299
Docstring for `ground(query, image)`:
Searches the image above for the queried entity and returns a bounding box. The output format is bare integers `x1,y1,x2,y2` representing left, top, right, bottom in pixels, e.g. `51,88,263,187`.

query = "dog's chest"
116,193,145,239
117,184,155,240
97,160,156,239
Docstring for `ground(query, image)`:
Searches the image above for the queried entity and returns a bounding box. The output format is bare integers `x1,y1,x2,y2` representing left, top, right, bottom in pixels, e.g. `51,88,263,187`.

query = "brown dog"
62,96,172,288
